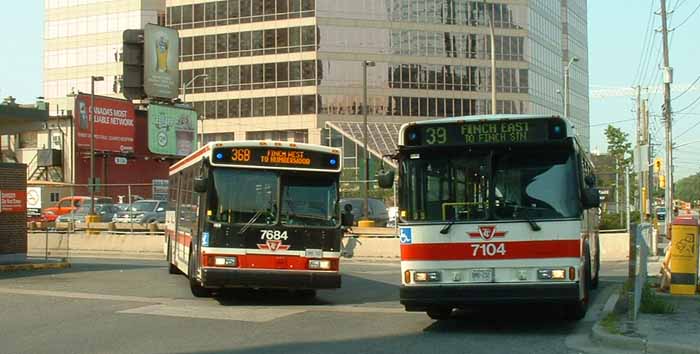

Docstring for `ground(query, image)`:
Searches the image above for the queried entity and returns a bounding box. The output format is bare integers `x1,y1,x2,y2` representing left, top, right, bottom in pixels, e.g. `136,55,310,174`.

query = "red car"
42,196,113,222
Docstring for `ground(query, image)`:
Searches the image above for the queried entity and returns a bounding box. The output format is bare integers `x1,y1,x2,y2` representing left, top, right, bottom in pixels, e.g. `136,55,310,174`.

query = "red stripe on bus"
169,145,210,173
400,240,581,261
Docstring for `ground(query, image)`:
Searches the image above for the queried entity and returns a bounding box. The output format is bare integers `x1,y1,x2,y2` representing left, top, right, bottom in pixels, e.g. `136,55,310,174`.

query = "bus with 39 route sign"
165,140,346,297
376,115,601,320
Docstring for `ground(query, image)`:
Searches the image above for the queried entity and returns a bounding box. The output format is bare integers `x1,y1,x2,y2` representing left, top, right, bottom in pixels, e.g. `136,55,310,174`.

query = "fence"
630,222,651,321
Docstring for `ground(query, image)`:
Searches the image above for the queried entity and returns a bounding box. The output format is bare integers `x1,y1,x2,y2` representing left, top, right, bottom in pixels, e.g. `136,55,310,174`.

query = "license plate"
470,269,493,283
305,249,323,258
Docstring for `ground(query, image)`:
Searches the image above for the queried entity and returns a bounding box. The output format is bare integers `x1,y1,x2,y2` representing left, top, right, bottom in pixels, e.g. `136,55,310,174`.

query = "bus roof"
169,140,341,175
398,114,577,146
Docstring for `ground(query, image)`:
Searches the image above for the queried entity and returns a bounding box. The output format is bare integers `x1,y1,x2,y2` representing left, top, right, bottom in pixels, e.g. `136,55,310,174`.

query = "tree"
674,172,700,203
605,125,633,168
604,125,636,215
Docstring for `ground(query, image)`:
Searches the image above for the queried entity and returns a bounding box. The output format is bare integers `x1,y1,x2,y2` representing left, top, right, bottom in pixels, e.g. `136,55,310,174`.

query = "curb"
591,288,700,354
0,261,71,272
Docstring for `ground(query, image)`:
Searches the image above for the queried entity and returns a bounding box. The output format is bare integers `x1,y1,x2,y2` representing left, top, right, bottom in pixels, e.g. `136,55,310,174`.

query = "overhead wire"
670,1,700,30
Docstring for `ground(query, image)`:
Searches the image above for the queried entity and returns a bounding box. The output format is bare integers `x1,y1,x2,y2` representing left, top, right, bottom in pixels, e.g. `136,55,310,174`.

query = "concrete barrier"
28,232,164,259
599,232,630,261
26,229,629,262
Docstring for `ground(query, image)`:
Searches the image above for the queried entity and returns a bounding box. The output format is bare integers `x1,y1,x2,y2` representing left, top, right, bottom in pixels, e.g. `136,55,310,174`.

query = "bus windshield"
281,175,338,227
209,169,277,225
401,148,581,222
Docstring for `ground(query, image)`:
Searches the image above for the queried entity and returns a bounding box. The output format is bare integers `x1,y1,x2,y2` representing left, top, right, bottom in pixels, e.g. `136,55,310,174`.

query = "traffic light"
659,175,666,189
654,157,662,173
122,29,145,100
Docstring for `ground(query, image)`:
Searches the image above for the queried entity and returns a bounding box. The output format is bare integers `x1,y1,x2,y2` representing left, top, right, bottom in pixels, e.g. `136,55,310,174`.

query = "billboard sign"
74,94,135,153
1,190,27,213
144,23,180,99
148,104,198,156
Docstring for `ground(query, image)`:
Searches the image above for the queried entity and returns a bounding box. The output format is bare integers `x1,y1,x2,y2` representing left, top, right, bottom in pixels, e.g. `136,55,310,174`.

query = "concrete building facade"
164,0,590,150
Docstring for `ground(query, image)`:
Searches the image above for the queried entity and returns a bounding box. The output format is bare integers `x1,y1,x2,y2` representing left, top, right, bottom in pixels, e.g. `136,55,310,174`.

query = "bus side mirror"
584,175,596,187
341,204,354,227
582,187,600,209
194,177,208,193
377,169,395,189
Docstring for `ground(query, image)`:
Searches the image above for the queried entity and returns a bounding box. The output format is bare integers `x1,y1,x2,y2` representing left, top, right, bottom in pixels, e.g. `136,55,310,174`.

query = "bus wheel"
166,238,179,274
189,249,211,298
426,307,453,320
565,252,591,321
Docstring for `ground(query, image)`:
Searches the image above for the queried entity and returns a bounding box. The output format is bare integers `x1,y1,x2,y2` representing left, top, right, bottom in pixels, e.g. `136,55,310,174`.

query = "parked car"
655,207,666,221
112,199,168,224
42,196,113,222
338,198,389,227
56,203,121,224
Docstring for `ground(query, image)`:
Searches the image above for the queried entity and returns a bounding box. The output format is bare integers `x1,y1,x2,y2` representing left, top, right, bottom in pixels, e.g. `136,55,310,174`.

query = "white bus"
377,115,600,320
165,141,345,297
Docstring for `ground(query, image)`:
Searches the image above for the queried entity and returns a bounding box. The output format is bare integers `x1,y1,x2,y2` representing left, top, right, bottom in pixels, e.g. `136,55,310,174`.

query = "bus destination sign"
212,146,341,171
406,118,566,146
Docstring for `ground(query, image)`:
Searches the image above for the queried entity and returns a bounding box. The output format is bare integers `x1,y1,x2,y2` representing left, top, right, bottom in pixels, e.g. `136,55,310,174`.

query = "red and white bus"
377,115,600,320
165,141,345,297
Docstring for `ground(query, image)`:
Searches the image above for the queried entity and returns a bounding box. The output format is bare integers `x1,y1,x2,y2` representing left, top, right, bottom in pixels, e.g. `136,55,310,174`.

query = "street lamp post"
362,60,376,224
564,57,579,117
182,74,208,146
89,75,104,217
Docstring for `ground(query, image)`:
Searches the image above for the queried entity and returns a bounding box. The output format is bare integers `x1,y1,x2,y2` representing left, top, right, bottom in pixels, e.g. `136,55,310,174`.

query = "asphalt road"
0,259,628,354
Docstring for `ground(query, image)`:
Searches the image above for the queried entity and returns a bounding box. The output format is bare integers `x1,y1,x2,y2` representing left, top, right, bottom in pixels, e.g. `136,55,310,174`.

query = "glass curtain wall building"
165,0,590,165
43,0,166,114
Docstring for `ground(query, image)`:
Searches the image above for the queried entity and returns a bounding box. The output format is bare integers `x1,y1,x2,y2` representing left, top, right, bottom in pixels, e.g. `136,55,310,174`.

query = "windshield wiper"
515,206,541,231
238,210,263,234
440,216,456,235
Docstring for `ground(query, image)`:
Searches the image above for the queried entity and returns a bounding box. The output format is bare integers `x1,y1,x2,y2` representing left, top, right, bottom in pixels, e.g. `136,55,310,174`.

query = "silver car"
112,200,168,224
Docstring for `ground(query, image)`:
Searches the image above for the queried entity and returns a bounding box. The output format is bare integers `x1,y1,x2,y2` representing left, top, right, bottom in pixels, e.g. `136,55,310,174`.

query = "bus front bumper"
201,268,341,289
400,283,580,311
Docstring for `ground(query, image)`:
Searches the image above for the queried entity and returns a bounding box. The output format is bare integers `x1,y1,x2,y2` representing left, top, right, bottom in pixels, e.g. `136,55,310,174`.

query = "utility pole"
616,160,621,227
635,85,643,223
659,0,674,236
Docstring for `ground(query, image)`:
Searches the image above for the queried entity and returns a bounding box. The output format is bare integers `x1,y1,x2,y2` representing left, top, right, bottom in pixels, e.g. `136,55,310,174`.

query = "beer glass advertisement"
148,104,198,156
144,23,179,99
74,94,135,153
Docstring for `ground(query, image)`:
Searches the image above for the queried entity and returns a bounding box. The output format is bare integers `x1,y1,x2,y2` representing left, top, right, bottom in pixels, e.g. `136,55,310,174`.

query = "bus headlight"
214,256,238,267
308,259,331,270
537,269,566,280
414,271,441,282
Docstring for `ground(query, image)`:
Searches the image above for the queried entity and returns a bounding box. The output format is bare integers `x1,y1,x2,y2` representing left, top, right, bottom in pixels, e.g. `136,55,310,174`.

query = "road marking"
0,287,419,322
0,287,169,304
118,304,307,322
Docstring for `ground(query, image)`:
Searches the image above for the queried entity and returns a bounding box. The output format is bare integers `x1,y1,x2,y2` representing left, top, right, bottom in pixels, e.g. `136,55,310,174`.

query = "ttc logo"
399,228,412,244
468,225,507,241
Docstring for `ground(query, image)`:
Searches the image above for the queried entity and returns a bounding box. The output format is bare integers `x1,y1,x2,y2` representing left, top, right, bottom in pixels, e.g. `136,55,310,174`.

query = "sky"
1,1,700,178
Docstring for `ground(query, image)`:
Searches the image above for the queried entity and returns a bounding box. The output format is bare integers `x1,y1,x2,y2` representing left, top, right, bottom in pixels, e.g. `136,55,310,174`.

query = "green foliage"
674,172,700,203
600,312,622,334
605,125,633,168
640,281,675,314
599,212,640,230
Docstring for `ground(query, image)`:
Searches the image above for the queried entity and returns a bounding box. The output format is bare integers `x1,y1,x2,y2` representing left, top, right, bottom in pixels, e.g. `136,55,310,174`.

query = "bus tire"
166,238,179,274
426,307,452,320
591,237,601,289
565,250,591,321
189,249,211,298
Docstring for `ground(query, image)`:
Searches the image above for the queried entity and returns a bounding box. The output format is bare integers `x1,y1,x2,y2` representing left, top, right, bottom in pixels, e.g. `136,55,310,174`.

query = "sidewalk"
593,286,700,354
0,257,71,272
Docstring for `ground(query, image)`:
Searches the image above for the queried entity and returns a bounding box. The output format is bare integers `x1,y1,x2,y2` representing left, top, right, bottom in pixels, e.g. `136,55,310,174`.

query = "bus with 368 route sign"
376,115,601,320
165,140,345,297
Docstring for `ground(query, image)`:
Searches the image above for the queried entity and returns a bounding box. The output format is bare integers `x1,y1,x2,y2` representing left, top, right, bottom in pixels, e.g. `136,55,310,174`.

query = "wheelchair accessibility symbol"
399,228,412,244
